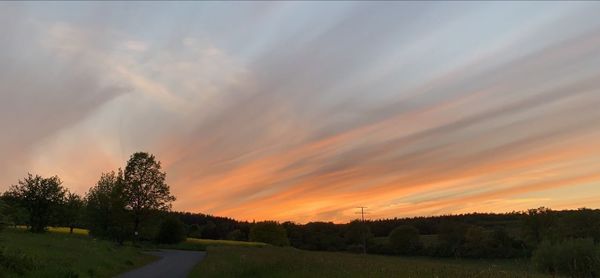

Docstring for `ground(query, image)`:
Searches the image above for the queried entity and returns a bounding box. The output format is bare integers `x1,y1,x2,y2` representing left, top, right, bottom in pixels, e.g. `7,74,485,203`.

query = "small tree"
0,191,29,227
389,225,421,254
249,221,289,246
86,170,130,244
7,174,66,232
155,217,186,244
61,192,84,234
344,220,373,253
123,152,175,239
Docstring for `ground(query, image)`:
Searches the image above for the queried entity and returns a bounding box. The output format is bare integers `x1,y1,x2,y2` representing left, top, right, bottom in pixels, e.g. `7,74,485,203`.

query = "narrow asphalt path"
116,249,206,278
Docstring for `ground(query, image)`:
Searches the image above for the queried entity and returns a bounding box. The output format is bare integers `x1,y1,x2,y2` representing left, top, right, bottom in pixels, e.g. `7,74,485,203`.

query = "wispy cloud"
1,2,600,222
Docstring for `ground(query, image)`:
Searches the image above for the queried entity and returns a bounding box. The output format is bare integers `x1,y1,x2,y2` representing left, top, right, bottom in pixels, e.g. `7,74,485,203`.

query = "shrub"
532,238,600,277
249,221,289,246
389,225,421,254
155,217,186,244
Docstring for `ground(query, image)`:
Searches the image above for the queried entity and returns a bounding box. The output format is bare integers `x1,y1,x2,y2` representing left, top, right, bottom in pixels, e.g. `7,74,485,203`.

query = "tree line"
0,152,179,244
1,154,599,276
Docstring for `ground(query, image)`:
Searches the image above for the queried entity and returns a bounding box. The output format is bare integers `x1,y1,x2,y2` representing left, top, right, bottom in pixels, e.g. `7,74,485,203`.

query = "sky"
1,2,600,223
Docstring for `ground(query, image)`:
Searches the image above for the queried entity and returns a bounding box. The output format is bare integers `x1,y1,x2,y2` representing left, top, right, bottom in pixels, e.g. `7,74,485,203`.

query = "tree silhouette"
389,225,421,254
61,191,83,234
86,169,130,244
249,221,289,246
123,152,175,240
7,174,66,232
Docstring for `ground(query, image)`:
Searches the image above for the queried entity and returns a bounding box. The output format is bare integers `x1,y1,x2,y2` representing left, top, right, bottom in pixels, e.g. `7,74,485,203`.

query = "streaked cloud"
1,2,600,222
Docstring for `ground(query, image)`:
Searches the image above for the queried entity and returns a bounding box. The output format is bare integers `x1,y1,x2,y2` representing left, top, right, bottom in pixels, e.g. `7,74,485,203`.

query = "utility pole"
356,206,368,254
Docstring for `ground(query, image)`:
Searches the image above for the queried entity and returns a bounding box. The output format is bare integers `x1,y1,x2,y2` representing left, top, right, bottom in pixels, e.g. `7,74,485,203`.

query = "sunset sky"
1,2,600,223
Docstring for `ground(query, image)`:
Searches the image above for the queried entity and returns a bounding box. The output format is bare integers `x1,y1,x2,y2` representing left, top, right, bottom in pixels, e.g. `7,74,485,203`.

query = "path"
116,249,206,278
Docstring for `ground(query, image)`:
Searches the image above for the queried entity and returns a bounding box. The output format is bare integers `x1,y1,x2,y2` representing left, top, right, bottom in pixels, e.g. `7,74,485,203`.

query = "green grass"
47,226,90,236
187,238,267,247
14,225,89,236
191,246,548,278
0,228,155,277
144,237,268,252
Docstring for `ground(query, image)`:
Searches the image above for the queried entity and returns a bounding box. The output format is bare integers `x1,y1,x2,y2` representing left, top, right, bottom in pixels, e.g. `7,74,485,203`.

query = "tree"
61,191,84,234
155,217,186,244
389,225,421,254
6,174,66,232
344,220,373,253
522,207,555,247
437,221,467,257
227,229,244,241
123,152,175,239
463,225,488,257
0,191,28,227
249,221,289,246
86,170,130,243
302,222,345,251
187,223,202,238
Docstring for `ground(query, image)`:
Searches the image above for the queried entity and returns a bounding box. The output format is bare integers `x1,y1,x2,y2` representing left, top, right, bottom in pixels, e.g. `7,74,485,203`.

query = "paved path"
116,249,206,278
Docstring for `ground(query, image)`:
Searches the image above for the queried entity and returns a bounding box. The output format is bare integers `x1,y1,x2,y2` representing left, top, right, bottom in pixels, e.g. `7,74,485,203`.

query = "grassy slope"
0,228,155,277
191,246,549,278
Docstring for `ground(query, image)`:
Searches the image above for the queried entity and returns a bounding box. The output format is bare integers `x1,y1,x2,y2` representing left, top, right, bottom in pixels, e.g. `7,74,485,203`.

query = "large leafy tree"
123,152,175,238
7,174,66,232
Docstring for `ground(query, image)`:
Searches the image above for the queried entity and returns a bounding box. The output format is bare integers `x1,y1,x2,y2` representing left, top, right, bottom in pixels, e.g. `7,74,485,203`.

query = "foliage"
0,193,28,228
59,191,84,234
532,238,600,277
155,217,186,244
86,170,131,244
522,207,555,247
301,222,345,251
389,225,421,254
188,223,202,238
249,221,289,246
174,211,248,240
344,220,373,252
123,152,175,236
227,229,245,241
5,174,67,232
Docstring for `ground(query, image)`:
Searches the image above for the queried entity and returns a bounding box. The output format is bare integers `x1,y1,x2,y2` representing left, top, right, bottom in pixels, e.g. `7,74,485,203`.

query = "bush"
389,225,421,254
155,218,186,244
532,238,600,277
249,221,289,246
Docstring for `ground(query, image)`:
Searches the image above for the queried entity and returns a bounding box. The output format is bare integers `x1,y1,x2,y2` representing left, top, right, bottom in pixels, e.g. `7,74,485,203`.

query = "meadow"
191,245,549,278
0,227,265,277
0,228,154,277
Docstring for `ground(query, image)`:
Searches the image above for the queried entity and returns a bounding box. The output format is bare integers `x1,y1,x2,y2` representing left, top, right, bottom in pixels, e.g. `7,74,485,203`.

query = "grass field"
0,228,154,277
147,237,268,252
191,246,548,278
